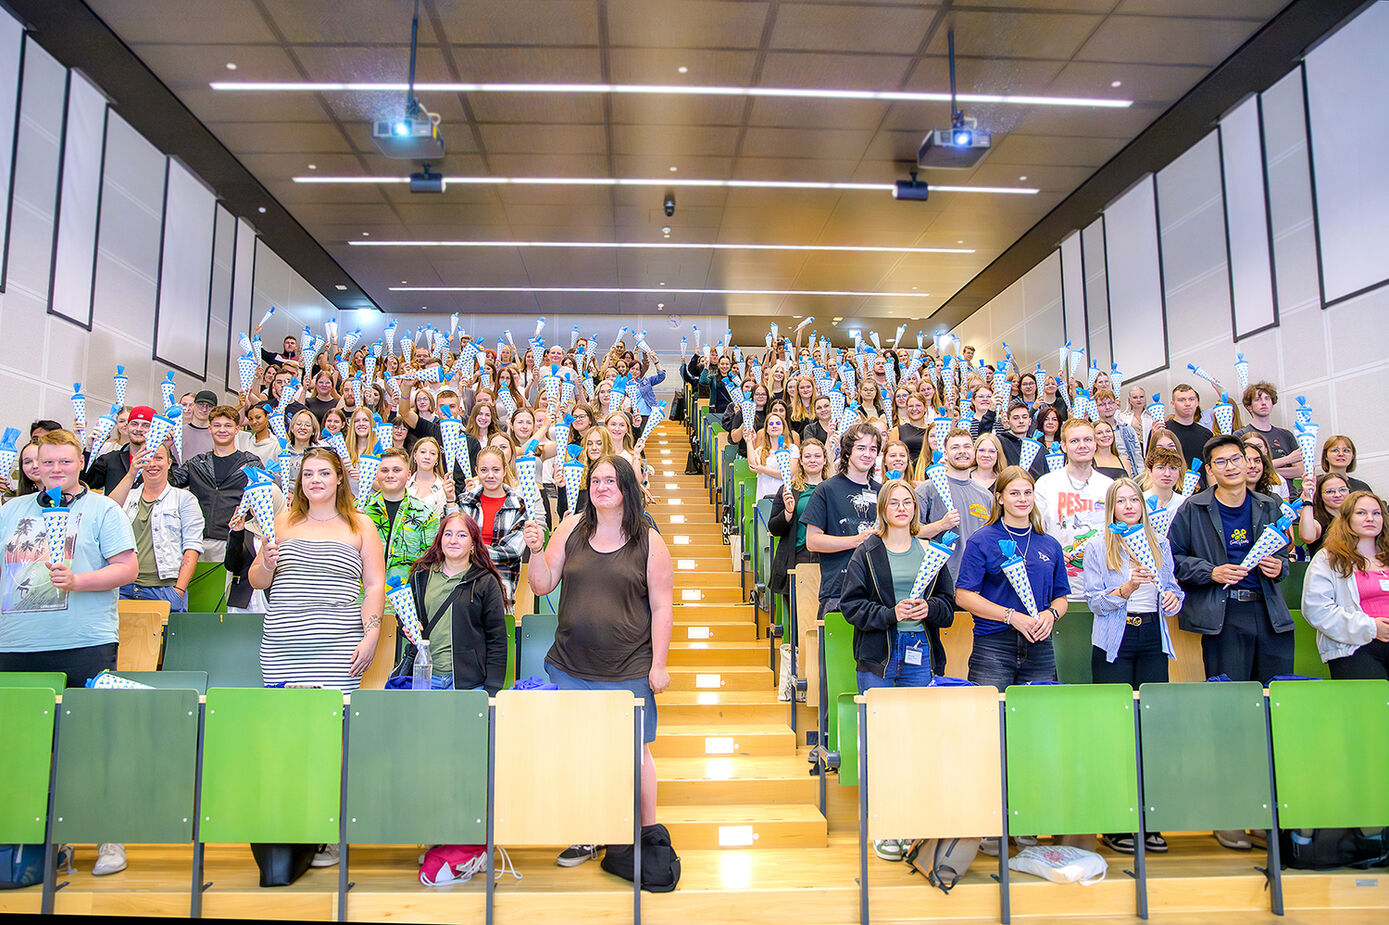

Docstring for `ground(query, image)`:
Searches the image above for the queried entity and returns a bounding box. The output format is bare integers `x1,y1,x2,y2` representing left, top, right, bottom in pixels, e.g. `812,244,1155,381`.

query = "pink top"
1353,570,1389,619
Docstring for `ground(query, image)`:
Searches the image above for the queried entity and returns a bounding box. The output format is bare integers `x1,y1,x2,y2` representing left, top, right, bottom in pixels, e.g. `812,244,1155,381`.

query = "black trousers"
1091,613,1169,688
0,642,119,686
1200,599,1293,684
1328,639,1389,680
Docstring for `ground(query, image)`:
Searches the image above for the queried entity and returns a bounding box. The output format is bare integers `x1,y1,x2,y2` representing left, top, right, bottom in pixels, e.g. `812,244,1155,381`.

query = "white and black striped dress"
260,537,365,691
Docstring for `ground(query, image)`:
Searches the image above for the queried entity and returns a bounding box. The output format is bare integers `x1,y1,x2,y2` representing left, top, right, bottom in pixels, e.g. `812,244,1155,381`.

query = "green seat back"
836,694,859,787
504,612,516,689
346,690,489,844
1052,603,1094,684
518,613,559,684
755,499,773,588
0,671,65,691
1138,682,1273,832
0,688,56,843
720,445,738,507
1270,679,1389,828
535,579,560,615
200,688,343,844
162,612,264,687
1281,560,1308,610
105,671,209,693
1290,610,1331,680
54,688,199,844
185,562,229,614
822,611,856,751
1005,684,1138,835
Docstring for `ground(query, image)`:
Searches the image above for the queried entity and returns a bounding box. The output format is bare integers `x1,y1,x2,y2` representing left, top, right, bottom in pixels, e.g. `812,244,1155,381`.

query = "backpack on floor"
903,837,981,893
249,843,316,887
0,845,44,889
600,823,681,892
1280,827,1389,870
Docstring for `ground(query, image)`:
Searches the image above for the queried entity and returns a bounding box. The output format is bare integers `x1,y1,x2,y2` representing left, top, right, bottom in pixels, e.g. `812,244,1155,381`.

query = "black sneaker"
1101,833,1135,855
1145,833,1169,853
556,844,599,867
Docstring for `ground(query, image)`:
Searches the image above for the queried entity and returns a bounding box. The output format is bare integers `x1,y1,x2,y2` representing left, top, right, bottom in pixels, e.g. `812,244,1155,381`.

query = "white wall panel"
1059,232,1085,347
153,159,217,379
1081,217,1110,371
1304,0,1389,304
1219,96,1277,338
47,72,106,328
1104,177,1168,380
0,16,25,291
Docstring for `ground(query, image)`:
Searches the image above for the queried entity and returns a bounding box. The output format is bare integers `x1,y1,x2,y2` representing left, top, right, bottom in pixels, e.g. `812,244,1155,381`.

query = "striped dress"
260,537,366,691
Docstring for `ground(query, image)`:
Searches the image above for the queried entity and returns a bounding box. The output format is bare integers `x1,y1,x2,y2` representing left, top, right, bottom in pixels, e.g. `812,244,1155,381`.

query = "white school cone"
1296,422,1319,481
1145,497,1173,538
42,491,70,564
514,455,544,522
1230,516,1294,584
998,540,1039,618
1110,523,1160,575
355,451,381,507
925,453,955,513
386,575,425,641
1181,460,1204,496
87,671,155,689
909,533,957,599
1045,443,1065,472
1019,434,1043,471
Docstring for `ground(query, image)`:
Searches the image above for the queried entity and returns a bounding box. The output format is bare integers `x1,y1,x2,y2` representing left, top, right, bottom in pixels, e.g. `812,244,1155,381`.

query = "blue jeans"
967,628,1056,689
857,630,934,693
118,583,188,613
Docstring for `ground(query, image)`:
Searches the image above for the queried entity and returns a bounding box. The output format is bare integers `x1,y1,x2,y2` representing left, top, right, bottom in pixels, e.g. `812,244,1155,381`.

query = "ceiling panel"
93,0,1295,330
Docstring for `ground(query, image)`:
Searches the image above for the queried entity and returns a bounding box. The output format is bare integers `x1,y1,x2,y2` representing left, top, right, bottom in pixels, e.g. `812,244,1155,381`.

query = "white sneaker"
979,837,1000,857
92,843,127,876
311,844,340,868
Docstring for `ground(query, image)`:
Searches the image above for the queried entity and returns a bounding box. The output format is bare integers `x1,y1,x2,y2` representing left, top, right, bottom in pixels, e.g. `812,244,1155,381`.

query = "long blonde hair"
288,447,361,535
1102,477,1164,572
874,478,921,539
985,466,1045,533
788,375,817,421
582,427,616,488
347,407,375,464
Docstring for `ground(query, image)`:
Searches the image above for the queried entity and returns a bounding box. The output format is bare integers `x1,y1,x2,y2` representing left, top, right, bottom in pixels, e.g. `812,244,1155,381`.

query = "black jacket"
170,449,263,543
408,564,509,694
87,444,136,495
1168,487,1292,636
767,483,818,596
839,534,956,678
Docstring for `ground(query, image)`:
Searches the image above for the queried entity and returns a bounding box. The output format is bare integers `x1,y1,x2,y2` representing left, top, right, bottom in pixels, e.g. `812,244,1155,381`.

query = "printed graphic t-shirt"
1033,468,1114,597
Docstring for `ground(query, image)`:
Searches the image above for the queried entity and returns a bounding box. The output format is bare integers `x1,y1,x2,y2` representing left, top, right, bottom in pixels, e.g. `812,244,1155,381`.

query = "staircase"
644,422,827,850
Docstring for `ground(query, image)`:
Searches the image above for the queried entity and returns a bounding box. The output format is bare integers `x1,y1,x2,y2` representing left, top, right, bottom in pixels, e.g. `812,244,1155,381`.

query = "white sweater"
1301,549,1381,663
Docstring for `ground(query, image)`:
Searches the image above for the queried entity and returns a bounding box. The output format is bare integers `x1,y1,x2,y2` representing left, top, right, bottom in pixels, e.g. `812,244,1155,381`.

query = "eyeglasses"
885,499,915,510
1323,487,1351,496
1210,455,1245,470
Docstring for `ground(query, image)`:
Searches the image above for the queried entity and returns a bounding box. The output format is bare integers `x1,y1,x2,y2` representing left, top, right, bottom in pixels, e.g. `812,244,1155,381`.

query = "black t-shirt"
802,421,832,446
407,415,443,452
211,451,239,485
1237,423,1296,463
305,396,338,426
1166,420,1213,469
800,473,881,605
383,497,403,534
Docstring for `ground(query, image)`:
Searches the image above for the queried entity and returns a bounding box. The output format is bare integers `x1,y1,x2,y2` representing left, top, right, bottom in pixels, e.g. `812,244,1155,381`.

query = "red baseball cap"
127,406,157,423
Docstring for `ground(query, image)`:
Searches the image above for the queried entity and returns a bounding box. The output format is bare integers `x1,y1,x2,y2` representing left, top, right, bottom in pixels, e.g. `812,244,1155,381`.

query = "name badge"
903,647,923,666
1380,579,1389,593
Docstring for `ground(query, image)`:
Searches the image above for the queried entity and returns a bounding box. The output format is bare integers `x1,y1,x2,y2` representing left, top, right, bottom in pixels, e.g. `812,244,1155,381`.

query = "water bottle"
412,639,433,690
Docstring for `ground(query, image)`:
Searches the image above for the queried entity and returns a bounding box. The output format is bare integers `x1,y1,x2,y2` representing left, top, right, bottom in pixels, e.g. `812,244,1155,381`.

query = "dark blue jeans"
966,628,1056,689
856,629,933,692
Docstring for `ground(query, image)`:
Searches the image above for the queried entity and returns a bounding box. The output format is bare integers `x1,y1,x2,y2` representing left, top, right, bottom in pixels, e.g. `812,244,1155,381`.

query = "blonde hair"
985,466,1045,533
347,407,375,464
1101,477,1164,572
791,439,826,491
582,427,616,487
288,447,361,535
752,412,797,464
410,436,447,478
787,375,817,421
475,445,516,490
973,432,1005,474
874,478,920,539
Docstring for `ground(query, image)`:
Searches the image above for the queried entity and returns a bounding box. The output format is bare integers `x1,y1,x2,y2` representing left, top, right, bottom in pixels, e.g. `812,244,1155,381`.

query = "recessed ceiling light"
659,281,666,286
210,79,1134,110
225,62,237,71
658,302,665,308
292,174,1038,195
1019,175,1028,181
832,317,844,321
335,284,348,291
661,226,671,234
1111,80,1122,88
669,166,678,172
257,206,266,213
307,163,317,170
956,239,964,244
362,231,370,236
400,280,407,284
350,239,973,255
678,66,689,74
390,286,931,298
912,286,918,290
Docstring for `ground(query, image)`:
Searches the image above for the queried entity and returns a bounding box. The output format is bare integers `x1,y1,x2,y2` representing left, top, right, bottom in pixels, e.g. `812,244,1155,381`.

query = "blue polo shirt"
955,521,1071,636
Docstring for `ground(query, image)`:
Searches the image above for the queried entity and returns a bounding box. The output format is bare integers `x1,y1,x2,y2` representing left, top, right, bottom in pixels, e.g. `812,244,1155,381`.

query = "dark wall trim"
6,0,379,313
931,0,1372,332
0,30,24,293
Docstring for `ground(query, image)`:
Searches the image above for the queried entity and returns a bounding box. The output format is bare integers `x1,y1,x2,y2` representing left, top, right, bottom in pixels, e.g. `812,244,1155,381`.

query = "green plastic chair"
1138,682,1273,833
0,688,57,844
535,579,560,615
0,671,66,691
185,562,229,614
1052,602,1094,683
504,613,516,690
518,613,559,684
100,670,209,692
1280,560,1308,610
1270,679,1389,829
53,688,200,845
200,688,343,845
1005,683,1139,835
821,611,860,786
161,612,264,687
1289,610,1331,680
345,690,488,845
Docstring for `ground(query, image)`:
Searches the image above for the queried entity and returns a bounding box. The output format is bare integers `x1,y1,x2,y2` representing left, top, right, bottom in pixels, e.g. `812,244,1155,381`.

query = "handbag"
249,843,316,887
600,823,681,892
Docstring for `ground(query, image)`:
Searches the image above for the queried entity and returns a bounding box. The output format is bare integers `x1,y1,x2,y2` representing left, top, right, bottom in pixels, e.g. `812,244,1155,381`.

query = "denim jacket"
1080,532,1183,662
121,483,205,581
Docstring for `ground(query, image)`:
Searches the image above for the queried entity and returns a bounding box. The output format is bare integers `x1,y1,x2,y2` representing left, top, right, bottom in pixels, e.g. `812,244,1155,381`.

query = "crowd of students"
0,322,1382,881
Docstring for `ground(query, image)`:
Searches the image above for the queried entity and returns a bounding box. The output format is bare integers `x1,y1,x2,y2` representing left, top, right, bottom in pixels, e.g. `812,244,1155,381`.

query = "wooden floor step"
667,641,769,667
649,723,795,757
657,803,827,849
672,571,741,588
675,586,748,604
667,666,771,691
657,756,818,805
672,602,756,622
659,690,790,724
673,621,757,642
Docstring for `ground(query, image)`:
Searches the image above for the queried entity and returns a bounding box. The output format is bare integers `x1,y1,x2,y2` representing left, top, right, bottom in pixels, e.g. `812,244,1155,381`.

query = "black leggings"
1091,615,1168,688
1328,639,1389,680
0,643,119,687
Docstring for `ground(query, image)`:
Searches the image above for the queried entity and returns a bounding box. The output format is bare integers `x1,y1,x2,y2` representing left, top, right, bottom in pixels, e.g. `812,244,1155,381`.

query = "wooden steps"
659,690,791,724
657,756,818,805
649,723,796,758
673,621,758,642
667,641,768,667
667,666,772,691
656,803,828,849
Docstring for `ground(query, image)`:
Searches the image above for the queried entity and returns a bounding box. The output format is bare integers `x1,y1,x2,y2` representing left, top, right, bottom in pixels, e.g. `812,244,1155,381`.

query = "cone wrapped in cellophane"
386,574,424,643
908,531,957,600
997,539,1039,618
1228,514,1294,585
1109,522,1160,575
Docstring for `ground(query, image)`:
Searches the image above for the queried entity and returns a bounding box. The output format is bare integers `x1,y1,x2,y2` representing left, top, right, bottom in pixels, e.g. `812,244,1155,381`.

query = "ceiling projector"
372,104,445,160
917,126,992,169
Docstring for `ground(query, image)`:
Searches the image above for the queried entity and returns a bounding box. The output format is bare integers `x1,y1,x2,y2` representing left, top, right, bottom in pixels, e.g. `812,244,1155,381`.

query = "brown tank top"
546,526,653,681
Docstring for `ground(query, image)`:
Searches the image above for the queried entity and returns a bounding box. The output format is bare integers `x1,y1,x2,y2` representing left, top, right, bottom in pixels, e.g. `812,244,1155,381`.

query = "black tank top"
546,525,653,681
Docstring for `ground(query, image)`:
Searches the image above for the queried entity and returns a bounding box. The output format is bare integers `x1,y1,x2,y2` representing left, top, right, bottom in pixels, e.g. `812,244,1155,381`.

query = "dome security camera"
663,192,675,217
